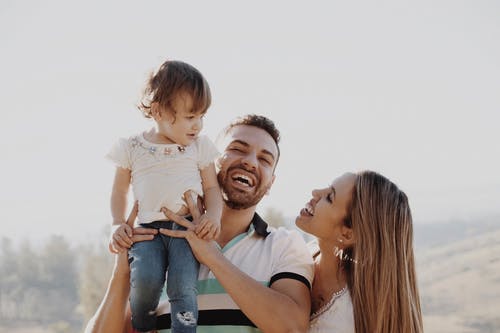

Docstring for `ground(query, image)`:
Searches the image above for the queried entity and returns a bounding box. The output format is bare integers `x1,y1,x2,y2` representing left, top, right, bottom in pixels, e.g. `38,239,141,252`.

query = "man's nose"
241,152,258,170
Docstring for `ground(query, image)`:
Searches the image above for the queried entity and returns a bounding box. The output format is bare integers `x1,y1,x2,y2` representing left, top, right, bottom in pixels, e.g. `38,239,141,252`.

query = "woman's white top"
309,287,355,333
106,133,219,225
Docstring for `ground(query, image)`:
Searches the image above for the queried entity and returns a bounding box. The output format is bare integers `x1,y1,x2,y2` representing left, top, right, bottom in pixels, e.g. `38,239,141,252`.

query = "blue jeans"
128,220,199,333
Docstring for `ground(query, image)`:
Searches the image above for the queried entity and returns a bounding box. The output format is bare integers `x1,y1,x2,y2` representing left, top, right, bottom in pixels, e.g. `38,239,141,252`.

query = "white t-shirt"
308,287,354,333
107,133,219,224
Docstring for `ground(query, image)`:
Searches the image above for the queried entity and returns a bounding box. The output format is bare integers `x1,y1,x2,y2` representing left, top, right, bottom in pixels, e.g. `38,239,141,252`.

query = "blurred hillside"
417,222,500,333
0,215,499,333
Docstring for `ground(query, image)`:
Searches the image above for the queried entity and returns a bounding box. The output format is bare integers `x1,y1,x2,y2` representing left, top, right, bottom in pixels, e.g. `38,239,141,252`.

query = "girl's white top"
107,133,219,225
309,287,355,333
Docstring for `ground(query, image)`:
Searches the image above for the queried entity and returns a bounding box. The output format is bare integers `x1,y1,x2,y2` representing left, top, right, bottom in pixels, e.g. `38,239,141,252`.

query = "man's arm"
84,252,131,333
85,204,157,333
161,204,311,333
203,248,311,333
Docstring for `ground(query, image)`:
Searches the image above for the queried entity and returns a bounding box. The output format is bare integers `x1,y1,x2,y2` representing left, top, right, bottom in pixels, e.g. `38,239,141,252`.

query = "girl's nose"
193,118,203,130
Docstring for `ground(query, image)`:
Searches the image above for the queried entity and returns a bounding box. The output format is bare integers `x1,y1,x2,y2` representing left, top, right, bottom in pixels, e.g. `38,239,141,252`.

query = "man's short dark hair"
221,114,281,161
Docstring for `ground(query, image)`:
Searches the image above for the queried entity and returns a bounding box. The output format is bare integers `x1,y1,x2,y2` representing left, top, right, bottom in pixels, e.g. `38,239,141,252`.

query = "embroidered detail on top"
310,286,348,320
130,136,186,158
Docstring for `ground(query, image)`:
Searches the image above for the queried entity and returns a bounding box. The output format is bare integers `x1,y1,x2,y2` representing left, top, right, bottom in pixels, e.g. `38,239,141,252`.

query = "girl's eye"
326,192,333,203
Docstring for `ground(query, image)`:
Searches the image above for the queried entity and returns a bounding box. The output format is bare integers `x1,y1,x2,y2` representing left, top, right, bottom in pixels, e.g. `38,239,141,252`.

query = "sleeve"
105,138,131,170
195,135,220,170
270,229,315,289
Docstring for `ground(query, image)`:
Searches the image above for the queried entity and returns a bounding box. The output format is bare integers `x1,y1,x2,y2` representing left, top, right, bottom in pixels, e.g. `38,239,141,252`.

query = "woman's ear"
340,226,355,247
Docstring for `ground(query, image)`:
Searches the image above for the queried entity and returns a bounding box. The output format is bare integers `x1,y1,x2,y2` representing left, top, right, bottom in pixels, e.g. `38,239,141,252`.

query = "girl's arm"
196,163,223,239
109,167,133,253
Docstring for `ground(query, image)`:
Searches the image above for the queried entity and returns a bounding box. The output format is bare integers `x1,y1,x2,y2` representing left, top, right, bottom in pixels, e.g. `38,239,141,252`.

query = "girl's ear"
151,102,161,120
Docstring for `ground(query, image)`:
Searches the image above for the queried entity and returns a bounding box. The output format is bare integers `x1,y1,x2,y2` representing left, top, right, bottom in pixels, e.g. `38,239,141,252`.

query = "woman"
296,171,423,333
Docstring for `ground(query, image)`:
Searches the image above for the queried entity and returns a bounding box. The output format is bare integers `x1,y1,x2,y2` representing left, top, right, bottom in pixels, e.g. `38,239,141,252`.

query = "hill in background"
416,219,500,333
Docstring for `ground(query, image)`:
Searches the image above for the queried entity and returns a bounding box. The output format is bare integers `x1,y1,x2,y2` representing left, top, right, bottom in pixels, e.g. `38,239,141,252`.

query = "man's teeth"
233,174,253,186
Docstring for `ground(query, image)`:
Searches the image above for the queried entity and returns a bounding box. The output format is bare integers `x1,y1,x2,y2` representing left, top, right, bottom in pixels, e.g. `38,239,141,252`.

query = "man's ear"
265,174,276,195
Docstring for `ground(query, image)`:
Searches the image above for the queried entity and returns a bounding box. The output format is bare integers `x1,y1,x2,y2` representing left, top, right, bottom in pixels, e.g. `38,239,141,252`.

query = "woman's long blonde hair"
343,171,423,333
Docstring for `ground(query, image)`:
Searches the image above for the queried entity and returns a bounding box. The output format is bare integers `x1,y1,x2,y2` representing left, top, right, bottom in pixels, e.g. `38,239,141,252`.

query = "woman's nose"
312,187,328,198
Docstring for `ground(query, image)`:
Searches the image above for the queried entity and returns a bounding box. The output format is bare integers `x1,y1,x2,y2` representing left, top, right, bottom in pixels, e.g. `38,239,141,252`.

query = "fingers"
159,227,190,239
109,223,135,254
131,233,155,243
161,207,196,231
126,201,139,226
133,226,158,235
197,223,220,240
184,190,202,220
112,232,132,249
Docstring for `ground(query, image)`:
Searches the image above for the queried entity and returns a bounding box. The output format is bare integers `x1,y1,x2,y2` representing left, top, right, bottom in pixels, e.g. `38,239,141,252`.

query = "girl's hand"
109,223,133,253
194,213,221,240
108,201,157,253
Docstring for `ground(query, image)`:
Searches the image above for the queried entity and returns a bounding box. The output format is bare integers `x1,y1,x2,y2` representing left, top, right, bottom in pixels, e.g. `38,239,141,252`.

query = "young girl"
106,60,222,333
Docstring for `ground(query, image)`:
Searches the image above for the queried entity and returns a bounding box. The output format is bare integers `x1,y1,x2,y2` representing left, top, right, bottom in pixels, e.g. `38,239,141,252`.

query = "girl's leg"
128,234,167,332
166,224,199,333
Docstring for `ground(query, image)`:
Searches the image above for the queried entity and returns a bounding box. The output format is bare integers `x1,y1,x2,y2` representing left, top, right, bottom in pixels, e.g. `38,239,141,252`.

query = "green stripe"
197,278,269,294
220,223,255,253
221,232,248,252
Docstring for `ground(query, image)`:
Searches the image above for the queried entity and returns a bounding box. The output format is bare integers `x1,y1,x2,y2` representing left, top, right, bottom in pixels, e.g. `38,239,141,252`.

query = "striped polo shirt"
156,213,314,332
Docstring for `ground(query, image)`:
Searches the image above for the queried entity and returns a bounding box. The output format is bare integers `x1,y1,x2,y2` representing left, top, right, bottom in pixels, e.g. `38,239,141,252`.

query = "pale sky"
1,0,499,243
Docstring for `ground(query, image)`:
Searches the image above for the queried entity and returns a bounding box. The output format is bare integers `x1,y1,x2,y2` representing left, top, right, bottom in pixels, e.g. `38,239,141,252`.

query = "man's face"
217,125,278,210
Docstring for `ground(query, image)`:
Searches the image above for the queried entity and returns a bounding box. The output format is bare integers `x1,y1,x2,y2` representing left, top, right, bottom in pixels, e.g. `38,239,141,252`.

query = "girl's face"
295,173,356,243
153,92,205,146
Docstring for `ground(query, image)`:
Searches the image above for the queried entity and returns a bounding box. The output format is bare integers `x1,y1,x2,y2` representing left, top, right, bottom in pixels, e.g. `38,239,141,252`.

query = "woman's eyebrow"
330,185,336,199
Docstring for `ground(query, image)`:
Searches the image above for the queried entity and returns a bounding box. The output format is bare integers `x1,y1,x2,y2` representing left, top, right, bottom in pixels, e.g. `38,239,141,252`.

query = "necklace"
310,285,347,320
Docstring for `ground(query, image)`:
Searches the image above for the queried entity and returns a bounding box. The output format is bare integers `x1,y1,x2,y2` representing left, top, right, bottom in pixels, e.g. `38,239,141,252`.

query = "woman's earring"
338,238,344,243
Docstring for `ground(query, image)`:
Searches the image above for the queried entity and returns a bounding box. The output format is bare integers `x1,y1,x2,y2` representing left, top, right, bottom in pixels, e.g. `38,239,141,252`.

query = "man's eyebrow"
229,140,276,161
230,139,250,147
261,149,276,161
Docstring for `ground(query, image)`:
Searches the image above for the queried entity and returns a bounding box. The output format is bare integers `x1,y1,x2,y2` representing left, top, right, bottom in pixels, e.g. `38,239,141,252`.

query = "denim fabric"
129,220,199,333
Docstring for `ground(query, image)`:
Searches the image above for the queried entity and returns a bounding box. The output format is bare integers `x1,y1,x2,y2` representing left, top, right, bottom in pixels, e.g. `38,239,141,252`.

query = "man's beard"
217,165,268,210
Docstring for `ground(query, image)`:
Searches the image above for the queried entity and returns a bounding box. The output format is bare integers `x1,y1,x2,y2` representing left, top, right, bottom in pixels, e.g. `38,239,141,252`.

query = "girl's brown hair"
345,171,423,333
138,60,211,118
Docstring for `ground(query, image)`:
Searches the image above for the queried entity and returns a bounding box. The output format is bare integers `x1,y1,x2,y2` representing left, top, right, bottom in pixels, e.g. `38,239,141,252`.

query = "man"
85,115,313,333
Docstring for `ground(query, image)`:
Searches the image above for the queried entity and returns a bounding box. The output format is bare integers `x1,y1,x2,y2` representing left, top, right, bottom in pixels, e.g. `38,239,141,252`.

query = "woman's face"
295,173,356,242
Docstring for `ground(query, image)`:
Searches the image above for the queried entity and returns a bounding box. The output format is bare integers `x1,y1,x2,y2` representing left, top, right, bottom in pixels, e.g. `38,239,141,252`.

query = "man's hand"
160,191,221,265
